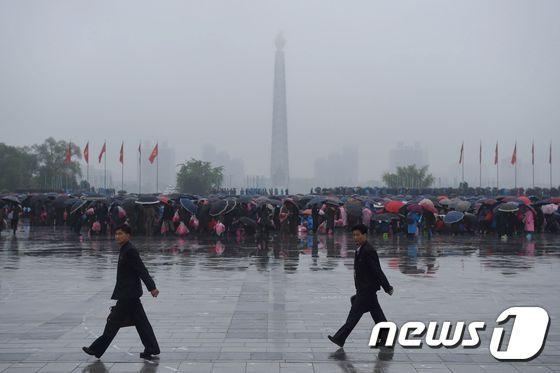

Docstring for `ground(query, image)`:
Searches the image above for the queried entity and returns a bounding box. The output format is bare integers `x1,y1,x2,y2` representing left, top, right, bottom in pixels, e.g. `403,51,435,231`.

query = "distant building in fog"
314,147,359,187
201,144,245,188
389,142,428,170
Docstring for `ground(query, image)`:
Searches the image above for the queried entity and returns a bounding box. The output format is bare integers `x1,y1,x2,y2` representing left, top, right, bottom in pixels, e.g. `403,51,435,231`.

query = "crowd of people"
1,189,559,240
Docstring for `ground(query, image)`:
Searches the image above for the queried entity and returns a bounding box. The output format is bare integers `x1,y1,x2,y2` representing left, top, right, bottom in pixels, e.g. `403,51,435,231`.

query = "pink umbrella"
541,204,558,215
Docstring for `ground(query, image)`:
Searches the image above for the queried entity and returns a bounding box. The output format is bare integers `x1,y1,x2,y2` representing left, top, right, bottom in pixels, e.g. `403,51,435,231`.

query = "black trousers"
332,293,387,344
89,298,159,357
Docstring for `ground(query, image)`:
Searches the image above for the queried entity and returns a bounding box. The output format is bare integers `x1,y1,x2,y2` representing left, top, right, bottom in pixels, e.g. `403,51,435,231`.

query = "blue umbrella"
180,198,198,214
444,211,464,224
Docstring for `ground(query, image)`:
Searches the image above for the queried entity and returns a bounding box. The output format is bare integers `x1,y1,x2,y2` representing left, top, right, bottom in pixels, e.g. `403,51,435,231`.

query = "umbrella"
384,200,405,213
238,196,254,204
345,203,363,217
481,198,497,205
53,195,69,209
406,204,423,214
422,204,438,214
209,199,228,216
70,200,87,214
223,199,237,215
516,196,531,205
418,198,434,208
238,217,257,228
135,195,159,205
439,198,452,206
373,213,402,222
498,202,520,213
463,212,477,225
324,197,342,207
1,195,20,204
180,198,198,214
444,211,464,224
306,196,327,207
255,197,282,207
541,204,558,215
437,195,449,200
452,200,471,212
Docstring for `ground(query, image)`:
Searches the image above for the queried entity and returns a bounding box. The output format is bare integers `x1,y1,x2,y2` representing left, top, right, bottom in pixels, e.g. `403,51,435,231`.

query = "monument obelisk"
270,33,289,189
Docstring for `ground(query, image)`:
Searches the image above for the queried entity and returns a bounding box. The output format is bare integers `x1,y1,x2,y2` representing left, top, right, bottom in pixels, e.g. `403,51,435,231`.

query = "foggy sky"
1,0,559,188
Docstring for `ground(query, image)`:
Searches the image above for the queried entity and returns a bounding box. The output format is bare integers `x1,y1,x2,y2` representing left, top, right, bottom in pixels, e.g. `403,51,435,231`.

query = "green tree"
0,143,38,191
176,158,223,195
32,137,82,190
382,164,434,188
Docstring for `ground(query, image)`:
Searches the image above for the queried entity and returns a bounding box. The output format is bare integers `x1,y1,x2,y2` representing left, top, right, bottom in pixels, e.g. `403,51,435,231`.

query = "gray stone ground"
1,225,559,372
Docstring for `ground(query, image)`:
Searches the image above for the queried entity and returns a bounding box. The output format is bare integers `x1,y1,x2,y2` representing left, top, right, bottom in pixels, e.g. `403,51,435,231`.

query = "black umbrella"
70,200,87,214
255,197,282,207
1,195,20,204
210,199,228,216
135,195,159,205
324,197,342,207
306,196,327,208
498,202,519,213
180,198,198,214
345,203,362,217
54,196,69,209
223,199,237,215
238,217,257,228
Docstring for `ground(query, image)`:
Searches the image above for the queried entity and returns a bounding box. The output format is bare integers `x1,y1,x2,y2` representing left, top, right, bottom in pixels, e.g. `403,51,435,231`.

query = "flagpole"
514,142,517,191
479,142,482,188
551,143,553,191
104,140,107,190
532,142,535,189
156,142,159,193
121,161,124,192
139,142,142,195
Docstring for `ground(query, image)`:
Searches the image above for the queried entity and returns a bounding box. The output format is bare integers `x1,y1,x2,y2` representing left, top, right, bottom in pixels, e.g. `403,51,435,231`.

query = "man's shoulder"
363,241,376,251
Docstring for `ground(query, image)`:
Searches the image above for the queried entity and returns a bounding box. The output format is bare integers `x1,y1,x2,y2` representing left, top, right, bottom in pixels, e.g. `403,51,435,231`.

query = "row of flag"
459,142,552,165
64,142,159,165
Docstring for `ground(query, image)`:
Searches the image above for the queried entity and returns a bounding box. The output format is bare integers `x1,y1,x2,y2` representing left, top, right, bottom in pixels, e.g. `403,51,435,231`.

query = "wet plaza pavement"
1,226,559,372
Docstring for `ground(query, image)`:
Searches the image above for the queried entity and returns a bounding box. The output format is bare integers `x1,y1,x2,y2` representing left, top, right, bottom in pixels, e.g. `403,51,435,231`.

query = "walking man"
83,224,160,359
328,224,393,348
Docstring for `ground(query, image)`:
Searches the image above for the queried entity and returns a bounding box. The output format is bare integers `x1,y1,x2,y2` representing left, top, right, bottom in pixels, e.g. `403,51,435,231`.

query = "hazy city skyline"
1,0,559,190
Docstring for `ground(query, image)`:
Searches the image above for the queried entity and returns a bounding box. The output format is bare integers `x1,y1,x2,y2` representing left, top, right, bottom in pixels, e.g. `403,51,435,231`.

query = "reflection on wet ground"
1,226,559,372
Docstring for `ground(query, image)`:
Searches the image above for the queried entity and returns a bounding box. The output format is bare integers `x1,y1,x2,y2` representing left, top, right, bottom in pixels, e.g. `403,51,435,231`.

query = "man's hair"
115,224,132,235
351,223,368,235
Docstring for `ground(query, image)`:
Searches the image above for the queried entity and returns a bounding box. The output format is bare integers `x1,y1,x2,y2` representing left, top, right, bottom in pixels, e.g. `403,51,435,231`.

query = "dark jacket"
111,241,156,300
354,241,392,295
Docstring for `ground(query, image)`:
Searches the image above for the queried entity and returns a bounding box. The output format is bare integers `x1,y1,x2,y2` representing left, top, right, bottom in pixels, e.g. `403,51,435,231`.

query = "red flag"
119,142,124,164
532,141,535,166
98,142,106,163
64,143,71,164
84,142,89,164
149,143,158,164
511,142,517,165
494,142,499,165
459,142,464,164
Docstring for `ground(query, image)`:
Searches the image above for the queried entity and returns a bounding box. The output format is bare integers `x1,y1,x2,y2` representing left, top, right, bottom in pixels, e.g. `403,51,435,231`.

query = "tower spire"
270,33,289,189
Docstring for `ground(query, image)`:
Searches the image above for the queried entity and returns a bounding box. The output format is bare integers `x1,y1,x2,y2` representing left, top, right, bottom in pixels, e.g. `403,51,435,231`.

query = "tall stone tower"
270,33,289,188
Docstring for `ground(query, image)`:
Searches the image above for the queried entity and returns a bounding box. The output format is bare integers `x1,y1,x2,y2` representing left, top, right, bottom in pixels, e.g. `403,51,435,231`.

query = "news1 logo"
369,307,550,361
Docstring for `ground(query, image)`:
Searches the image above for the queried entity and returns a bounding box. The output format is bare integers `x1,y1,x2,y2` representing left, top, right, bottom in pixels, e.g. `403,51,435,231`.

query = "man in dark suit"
83,224,160,360
328,223,393,348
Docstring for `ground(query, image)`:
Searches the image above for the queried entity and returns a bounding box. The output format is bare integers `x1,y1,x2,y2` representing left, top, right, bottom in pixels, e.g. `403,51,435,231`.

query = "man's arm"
127,248,156,292
365,248,393,294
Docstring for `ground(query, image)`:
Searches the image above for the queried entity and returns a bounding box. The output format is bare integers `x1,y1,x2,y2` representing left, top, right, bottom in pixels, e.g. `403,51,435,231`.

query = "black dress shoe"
328,335,344,348
140,352,160,360
82,346,100,359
